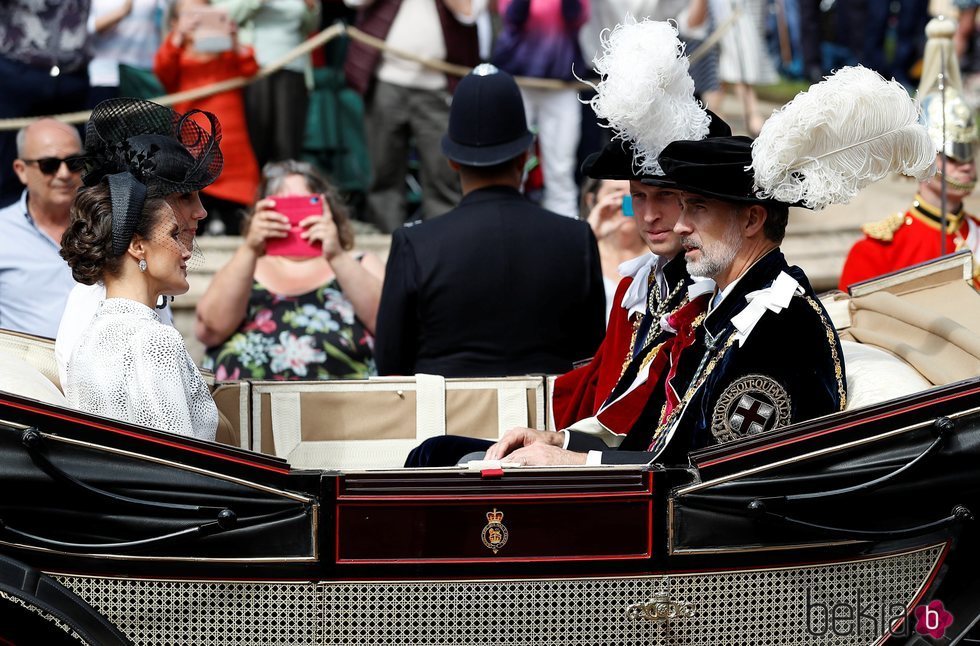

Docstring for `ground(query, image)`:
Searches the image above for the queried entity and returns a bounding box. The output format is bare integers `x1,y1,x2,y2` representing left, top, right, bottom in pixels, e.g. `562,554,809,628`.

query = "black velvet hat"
580,139,645,182
441,64,535,167
583,110,734,187
657,135,776,204
639,110,735,189
704,109,734,138
83,98,223,195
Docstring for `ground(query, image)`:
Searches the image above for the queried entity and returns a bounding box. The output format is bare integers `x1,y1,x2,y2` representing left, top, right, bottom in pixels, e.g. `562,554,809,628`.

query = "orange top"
154,35,260,206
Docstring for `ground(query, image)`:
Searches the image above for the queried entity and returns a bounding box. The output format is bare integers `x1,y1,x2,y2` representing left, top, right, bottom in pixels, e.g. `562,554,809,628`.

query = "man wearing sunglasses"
0,119,83,338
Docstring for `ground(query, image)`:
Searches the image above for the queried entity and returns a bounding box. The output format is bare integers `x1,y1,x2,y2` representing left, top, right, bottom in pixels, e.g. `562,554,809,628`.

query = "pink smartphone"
264,194,323,257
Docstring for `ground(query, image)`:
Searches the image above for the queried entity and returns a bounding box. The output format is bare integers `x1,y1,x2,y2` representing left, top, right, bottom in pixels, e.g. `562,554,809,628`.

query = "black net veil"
83,98,224,273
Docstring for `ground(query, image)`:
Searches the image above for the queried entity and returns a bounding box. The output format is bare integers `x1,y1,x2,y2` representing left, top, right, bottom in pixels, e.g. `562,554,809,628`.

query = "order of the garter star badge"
711,374,791,443
481,509,509,554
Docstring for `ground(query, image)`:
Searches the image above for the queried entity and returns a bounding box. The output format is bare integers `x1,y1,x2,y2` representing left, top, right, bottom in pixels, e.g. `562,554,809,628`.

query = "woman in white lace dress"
60,175,217,440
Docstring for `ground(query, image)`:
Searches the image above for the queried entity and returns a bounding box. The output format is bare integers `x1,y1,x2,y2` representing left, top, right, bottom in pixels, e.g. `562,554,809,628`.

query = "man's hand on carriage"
485,427,566,461
506,443,588,466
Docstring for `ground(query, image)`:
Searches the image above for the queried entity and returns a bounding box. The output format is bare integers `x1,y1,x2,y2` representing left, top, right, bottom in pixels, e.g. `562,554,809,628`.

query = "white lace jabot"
63,298,217,441
618,253,665,318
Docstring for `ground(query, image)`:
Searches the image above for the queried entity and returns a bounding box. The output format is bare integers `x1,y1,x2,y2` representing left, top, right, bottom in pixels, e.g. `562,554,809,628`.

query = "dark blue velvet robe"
569,248,846,464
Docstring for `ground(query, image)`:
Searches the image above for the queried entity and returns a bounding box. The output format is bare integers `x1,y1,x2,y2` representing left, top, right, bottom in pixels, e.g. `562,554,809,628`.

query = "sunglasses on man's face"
22,155,86,175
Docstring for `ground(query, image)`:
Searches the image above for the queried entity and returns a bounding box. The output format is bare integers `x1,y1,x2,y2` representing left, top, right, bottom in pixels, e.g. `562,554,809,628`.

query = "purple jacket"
491,0,589,81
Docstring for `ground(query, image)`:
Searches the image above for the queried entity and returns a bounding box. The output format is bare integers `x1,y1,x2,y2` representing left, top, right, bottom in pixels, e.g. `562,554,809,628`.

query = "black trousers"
0,55,89,208
404,436,494,468
244,69,309,169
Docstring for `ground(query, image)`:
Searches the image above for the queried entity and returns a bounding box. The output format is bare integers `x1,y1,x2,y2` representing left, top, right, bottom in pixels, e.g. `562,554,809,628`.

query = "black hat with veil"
82,98,223,194
80,98,223,257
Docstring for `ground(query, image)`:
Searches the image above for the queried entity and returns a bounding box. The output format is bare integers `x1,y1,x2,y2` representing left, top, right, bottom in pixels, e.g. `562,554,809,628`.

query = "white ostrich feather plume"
752,66,936,210
588,17,710,175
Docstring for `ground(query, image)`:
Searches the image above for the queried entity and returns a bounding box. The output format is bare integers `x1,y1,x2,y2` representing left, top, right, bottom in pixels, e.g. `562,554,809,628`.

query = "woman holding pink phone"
195,160,385,380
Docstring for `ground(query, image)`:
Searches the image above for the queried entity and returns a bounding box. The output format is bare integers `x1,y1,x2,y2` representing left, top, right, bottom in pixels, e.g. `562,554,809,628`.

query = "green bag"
302,36,372,195
118,64,166,100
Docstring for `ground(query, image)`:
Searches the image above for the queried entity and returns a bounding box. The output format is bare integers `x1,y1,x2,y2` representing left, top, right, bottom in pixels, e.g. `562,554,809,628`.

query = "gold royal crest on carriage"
481,508,509,554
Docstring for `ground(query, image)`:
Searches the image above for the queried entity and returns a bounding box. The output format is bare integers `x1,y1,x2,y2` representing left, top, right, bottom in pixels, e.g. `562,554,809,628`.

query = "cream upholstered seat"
839,340,931,410
0,329,65,406
0,351,68,407
0,329,61,392
822,252,980,411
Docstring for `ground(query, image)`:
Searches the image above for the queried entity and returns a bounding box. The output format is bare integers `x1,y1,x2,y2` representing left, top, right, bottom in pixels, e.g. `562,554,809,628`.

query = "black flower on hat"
119,140,158,178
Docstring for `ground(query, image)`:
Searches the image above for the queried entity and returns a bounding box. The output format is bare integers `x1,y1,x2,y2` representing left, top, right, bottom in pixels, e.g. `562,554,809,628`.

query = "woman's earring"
138,258,147,273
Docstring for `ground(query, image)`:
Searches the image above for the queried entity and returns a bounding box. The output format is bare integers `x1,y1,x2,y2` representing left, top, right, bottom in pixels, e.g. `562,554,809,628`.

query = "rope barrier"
347,27,595,91
0,16,738,132
0,22,346,131
688,6,741,64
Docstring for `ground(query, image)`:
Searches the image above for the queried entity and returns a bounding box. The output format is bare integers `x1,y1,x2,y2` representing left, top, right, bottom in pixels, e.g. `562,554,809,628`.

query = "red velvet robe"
551,276,635,429
551,270,709,439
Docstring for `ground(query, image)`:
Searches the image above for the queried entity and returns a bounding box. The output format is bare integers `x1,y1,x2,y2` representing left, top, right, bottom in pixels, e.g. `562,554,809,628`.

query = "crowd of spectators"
1,1,964,218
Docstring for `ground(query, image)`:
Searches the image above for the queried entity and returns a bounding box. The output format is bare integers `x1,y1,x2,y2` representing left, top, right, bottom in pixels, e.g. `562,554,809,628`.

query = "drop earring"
138,258,147,272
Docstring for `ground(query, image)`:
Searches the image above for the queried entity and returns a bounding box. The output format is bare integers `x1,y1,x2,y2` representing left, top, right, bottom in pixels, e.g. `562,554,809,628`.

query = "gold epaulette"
861,213,905,242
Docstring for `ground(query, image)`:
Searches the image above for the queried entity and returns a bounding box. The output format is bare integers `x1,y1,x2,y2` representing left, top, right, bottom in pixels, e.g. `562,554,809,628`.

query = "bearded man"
484,136,846,466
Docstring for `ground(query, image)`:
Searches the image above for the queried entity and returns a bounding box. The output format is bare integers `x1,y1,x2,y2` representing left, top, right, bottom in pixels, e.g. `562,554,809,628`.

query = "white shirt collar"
618,252,669,317
710,274,743,311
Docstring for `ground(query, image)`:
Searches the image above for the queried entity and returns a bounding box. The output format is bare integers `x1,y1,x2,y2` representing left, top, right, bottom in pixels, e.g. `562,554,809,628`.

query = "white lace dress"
63,298,217,441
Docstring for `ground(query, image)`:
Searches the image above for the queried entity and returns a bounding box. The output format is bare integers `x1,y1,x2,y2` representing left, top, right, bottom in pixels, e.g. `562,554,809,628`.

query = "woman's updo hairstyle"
61,181,168,285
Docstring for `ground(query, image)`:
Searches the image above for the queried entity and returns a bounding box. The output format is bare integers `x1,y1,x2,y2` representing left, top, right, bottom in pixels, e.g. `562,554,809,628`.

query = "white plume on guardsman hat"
587,16,711,176
750,66,937,210
916,16,978,163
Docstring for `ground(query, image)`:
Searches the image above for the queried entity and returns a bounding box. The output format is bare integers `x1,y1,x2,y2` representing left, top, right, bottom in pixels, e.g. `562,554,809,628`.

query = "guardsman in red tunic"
839,18,980,291
838,191,980,291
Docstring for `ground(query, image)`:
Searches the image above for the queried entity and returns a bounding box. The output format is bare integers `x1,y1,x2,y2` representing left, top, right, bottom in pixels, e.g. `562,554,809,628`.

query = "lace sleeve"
131,325,217,440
